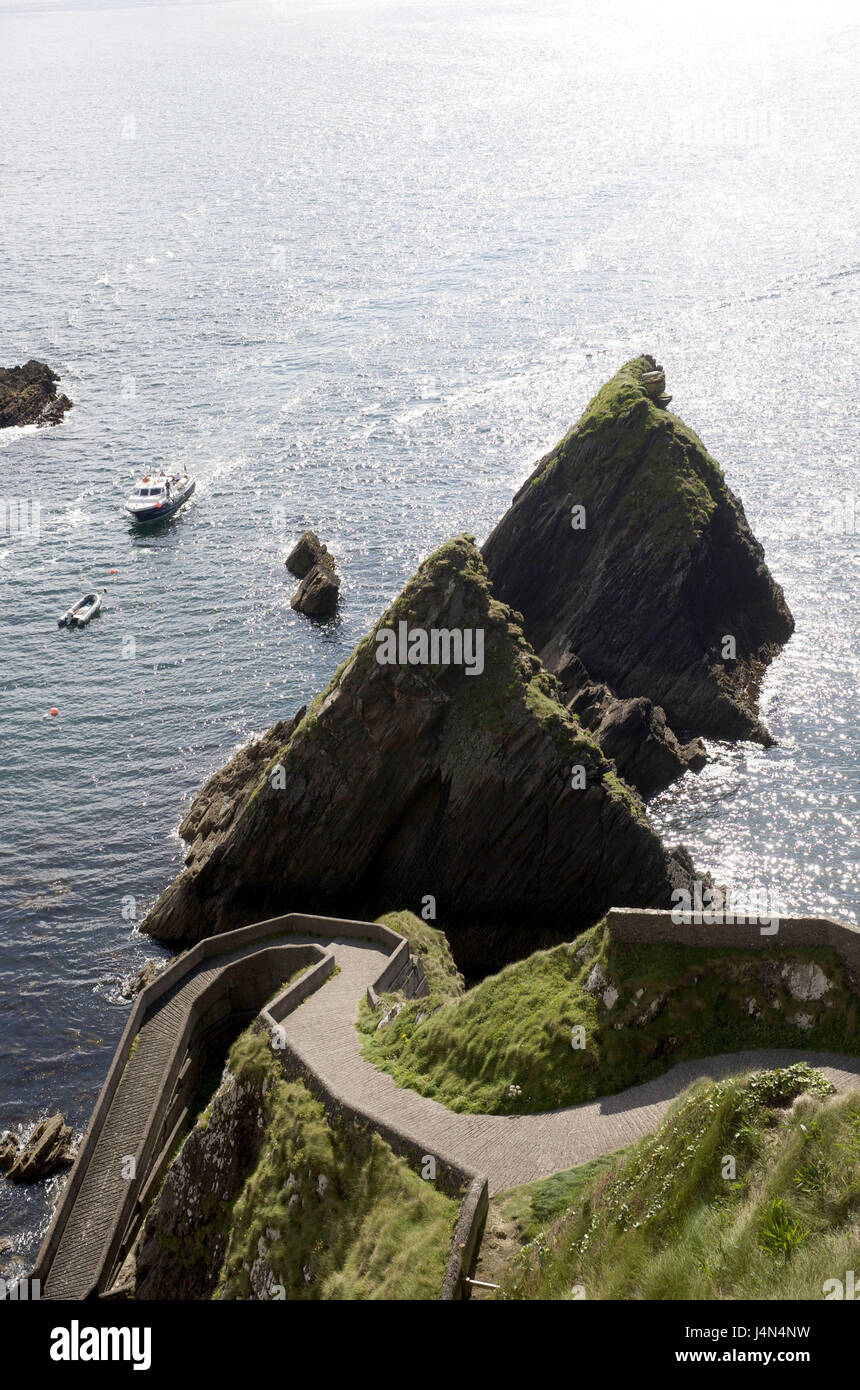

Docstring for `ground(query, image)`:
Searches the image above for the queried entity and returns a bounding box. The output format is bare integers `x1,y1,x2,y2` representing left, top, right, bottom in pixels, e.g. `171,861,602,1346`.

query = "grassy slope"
358,919,860,1115
376,910,465,998
529,354,730,555
201,1028,459,1300
493,1064,860,1300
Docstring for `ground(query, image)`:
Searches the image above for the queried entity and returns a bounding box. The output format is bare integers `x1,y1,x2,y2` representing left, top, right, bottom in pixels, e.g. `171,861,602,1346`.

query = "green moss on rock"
528,356,728,554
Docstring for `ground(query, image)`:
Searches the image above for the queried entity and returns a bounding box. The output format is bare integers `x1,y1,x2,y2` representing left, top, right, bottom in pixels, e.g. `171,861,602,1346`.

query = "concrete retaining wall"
606,908,860,983
98,942,326,1291
440,1175,490,1301
366,943,429,1009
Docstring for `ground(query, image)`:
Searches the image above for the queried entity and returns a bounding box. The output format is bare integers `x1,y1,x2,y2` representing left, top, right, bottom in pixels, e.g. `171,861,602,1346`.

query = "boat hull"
125,480,195,526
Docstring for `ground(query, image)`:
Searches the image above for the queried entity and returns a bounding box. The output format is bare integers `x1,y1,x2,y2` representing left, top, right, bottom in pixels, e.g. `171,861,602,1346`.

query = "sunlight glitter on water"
1,0,858,1269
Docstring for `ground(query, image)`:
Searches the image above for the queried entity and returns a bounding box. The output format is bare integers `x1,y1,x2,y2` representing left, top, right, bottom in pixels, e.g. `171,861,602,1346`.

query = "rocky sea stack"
287,529,340,617
0,360,74,429
483,355,794,749
143,537,695,972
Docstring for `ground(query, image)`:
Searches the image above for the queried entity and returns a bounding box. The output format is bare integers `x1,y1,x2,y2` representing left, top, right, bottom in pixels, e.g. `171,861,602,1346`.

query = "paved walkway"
40,922,860,1300
281,933,860,1195
42,937,293,1301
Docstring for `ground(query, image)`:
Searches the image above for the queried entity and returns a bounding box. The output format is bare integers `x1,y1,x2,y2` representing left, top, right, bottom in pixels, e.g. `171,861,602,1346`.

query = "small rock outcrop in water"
291,562,340,618
482,356,794,746
0,1132,19,1171
0,360,74,429
1,1115,76,1182
286,530,330,578
142,536,696,972
287,530,341,618
569,676,707,798
120,958,166,1000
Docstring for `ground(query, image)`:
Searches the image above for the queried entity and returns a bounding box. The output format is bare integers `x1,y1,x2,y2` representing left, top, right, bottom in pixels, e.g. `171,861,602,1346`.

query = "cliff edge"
483,356,794,745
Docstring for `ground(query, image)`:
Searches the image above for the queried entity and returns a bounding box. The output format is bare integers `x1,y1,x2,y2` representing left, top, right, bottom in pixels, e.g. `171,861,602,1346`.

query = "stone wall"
606,908,860,984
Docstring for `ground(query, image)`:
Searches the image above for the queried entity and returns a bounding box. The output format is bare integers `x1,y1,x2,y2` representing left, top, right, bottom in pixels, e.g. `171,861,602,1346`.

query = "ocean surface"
1,0,858,1271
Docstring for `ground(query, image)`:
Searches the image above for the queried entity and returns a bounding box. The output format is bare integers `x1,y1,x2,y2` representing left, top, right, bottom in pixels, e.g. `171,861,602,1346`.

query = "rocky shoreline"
0,359,74,429
0,1114,77,1183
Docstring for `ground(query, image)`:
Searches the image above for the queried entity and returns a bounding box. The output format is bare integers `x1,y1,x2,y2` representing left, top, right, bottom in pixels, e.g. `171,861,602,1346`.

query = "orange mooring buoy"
49,707,59,717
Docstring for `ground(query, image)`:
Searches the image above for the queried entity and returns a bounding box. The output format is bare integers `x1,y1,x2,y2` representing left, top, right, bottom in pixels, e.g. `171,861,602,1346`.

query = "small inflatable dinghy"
58,593,102,628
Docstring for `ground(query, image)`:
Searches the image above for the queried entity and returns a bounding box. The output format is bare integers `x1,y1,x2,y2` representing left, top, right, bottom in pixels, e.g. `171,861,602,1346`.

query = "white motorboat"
124,470,195,525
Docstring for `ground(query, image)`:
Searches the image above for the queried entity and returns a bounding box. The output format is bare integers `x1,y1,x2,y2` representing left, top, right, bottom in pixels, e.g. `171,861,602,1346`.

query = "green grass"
494,1064,860,1300
358,919,860,1115
375,911,464,997
526,355,730,556
494,1151,629,1245
202,1027,459,1300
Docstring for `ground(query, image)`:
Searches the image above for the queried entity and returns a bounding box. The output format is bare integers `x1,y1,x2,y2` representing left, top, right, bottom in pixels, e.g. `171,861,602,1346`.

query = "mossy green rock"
143,536,695,973
483,356,794,742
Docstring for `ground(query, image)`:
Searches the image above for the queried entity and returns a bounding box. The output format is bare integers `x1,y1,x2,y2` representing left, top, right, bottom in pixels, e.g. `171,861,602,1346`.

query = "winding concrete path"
37,913,860,1301
280,932,860,1195
42,936,296,1301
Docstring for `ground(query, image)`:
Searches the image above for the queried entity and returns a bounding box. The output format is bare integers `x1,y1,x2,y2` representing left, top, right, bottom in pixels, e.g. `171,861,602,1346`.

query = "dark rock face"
556,647,706,798
142,537,696,973
1,1115,76,1183
0,1132,19,1172
286,530,329,578
287,531,341,617
178,715,305,872
0,360,74,429
291,561,340,618
569,680,707,799
483,356,794,745
134,1059,267,1299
